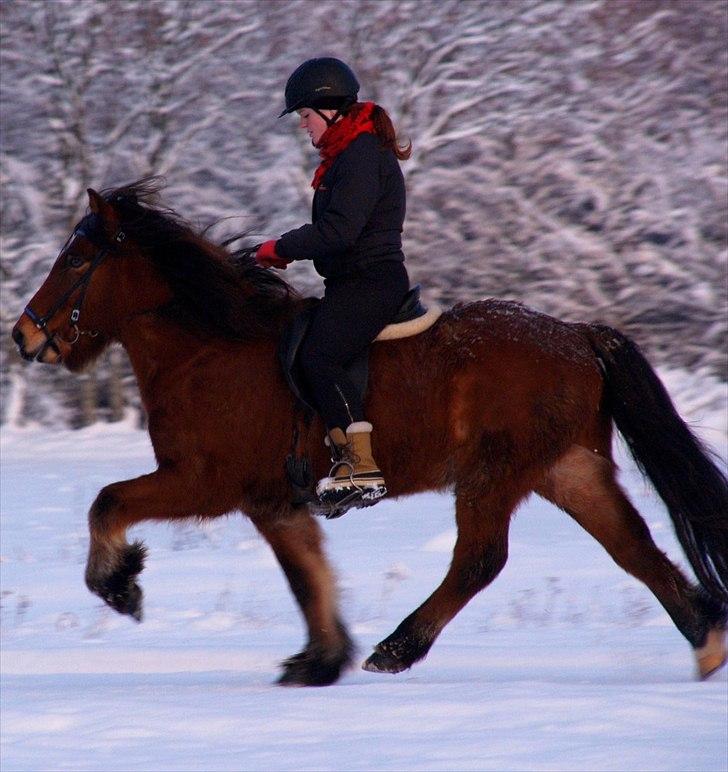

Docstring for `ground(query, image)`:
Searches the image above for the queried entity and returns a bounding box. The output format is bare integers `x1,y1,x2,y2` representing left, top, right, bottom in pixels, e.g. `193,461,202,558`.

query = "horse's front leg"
253,511,354,686
85,468,196,620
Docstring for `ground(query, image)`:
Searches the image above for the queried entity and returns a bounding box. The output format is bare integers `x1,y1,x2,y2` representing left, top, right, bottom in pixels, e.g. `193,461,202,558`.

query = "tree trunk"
79,372,97,427
108,347,125,422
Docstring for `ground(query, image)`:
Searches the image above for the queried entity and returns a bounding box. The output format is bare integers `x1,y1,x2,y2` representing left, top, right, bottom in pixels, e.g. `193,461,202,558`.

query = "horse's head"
12,187,174,370
13,180,298,371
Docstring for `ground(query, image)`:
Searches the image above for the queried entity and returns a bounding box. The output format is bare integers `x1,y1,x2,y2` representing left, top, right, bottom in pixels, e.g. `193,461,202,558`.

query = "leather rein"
24,215,126,358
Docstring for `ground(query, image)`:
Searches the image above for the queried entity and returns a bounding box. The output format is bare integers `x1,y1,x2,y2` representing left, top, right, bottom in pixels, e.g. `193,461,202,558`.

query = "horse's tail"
581,323,728,603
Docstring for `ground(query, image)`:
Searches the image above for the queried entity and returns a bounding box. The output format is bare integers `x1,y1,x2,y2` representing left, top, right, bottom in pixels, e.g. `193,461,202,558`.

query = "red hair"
371,104,412,160
343,102,411,160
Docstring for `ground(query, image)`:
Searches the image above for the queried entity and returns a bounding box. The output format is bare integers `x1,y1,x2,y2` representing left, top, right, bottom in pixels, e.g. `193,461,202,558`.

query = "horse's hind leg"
537,444,727,678
253,511,354,686
364,485,516,674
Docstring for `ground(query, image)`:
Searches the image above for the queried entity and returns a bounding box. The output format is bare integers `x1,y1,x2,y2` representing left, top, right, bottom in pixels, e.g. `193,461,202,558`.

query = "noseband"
24,215,126,357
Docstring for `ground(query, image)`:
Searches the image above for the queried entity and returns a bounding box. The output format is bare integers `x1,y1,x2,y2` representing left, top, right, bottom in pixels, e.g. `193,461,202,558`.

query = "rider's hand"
255,240,290,270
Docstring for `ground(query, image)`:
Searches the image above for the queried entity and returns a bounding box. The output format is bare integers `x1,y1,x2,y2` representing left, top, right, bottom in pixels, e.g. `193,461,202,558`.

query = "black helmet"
279,57,360,118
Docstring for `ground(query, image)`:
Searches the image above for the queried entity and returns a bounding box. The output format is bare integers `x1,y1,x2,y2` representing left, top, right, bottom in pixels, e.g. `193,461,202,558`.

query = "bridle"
23,213,126,357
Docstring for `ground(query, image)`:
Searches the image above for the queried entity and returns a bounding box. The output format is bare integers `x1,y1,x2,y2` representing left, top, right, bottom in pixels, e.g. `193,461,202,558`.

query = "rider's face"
297,108,336,146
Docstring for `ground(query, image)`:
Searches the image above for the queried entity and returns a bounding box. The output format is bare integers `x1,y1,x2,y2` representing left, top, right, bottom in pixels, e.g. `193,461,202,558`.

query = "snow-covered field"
1,370,726,772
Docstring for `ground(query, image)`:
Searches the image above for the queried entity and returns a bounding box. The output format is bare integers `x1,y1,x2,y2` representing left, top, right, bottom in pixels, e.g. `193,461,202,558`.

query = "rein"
24,220,126,356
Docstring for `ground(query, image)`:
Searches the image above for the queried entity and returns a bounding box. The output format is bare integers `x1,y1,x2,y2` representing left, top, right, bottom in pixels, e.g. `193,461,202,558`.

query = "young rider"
255,57,411,509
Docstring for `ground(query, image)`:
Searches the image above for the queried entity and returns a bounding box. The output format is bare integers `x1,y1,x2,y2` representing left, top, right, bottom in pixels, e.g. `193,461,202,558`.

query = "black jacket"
275,133,406,279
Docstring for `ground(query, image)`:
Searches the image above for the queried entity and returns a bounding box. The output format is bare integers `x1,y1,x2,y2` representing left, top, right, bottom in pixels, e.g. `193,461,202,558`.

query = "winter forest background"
0,0,726,428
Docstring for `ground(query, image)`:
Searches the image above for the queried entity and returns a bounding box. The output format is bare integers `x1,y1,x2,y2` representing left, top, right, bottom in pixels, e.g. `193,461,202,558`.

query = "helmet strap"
313,107,343,127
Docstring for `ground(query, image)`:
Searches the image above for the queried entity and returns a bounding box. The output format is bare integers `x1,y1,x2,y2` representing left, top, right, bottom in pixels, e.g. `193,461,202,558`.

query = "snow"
1,369,726,771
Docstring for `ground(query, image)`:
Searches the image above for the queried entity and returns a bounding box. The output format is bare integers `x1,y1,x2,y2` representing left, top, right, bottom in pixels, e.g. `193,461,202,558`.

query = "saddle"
278,285,441,517
278,284,439,415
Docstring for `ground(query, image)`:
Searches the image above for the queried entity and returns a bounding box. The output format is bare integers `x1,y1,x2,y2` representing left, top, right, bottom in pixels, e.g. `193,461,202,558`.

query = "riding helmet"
279,57,360,117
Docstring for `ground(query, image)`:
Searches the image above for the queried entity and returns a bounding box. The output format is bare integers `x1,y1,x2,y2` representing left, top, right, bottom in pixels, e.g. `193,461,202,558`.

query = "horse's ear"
87,188,105,213
87,188,120,234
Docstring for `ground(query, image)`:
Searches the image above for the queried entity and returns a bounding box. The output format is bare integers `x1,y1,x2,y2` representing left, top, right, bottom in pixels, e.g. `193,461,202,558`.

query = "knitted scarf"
311,101,376,190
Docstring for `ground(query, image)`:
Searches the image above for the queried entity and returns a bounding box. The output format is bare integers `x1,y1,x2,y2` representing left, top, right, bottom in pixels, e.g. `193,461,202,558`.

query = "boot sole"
316,473,386,499
312,485,388,519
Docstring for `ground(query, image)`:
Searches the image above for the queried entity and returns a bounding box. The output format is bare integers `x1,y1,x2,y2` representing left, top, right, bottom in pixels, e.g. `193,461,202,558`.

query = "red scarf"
311,101,376,190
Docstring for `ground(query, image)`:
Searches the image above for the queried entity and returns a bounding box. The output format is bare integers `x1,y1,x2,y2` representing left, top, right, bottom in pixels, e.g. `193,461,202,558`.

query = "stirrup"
310,485,387,519
314,464,387,518
316,469,387,501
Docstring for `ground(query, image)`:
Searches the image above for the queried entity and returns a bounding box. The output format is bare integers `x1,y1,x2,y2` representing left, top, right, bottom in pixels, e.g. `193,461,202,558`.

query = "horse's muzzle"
11,325,35,360
11,318,63,364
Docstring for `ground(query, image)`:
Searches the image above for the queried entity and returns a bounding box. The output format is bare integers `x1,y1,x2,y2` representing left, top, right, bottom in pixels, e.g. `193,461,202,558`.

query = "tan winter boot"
316,422,387,506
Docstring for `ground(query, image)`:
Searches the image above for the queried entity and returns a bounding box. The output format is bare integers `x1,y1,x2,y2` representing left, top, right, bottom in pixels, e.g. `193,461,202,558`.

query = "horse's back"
368,298,606,496
440,299,598,369
443,300,603,441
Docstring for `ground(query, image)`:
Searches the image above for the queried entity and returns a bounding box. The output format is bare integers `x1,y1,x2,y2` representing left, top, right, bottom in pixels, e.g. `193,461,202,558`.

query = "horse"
12,179,728,686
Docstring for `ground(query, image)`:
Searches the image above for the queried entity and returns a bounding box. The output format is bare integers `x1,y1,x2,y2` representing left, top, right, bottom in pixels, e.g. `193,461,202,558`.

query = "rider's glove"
255,240,291,270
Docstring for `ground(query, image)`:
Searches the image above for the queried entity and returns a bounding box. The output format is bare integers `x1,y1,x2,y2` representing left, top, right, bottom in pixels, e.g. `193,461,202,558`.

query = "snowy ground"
1,370,726,772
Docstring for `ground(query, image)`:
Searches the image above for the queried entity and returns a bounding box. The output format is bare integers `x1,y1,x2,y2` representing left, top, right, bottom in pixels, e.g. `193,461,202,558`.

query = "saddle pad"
375,305,441,341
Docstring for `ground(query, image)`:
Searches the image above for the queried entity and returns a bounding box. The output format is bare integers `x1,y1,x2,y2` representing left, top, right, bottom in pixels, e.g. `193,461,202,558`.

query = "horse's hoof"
277,650,348,687
123,582,143,622
362,649,409,674
104,580,144,621
696,627,727,679
277,628,354,687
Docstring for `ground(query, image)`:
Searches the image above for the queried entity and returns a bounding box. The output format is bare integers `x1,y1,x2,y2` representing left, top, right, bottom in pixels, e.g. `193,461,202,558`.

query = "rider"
255,57,411,508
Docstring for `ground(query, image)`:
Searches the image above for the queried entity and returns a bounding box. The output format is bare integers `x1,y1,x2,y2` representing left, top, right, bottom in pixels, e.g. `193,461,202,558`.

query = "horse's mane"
100,177,299,340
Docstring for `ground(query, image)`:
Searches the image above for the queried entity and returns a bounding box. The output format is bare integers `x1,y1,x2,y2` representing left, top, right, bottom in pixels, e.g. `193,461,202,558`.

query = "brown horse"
12,180,728,686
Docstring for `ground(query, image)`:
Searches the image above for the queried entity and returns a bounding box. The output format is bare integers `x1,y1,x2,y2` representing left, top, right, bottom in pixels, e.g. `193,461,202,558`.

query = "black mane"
99,177,299,340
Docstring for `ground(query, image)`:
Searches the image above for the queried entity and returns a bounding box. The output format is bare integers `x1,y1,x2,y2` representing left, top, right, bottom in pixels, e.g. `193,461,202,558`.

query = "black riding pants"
299,261,409,432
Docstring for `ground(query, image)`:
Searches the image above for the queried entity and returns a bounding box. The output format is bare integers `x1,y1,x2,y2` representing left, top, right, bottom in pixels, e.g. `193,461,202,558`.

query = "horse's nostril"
12,327,25,346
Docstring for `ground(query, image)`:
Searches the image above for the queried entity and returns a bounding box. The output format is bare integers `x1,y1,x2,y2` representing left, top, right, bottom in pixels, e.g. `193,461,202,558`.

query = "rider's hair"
336,101,411,161
370,103,412,161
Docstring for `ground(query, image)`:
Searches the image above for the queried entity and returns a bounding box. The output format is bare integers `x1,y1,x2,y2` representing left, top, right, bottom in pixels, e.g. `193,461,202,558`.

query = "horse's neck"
116,313,295,479
118,314,277,401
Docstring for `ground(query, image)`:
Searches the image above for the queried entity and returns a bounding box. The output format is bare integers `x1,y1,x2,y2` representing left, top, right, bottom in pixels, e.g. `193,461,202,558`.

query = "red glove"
255,240,290,269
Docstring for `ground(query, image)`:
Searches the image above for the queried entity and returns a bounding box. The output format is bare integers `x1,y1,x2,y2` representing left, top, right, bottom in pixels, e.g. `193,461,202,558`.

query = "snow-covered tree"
1,0,725,426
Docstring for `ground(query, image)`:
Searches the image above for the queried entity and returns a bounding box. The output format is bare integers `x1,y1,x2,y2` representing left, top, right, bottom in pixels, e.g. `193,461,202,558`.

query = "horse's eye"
67,254,86,269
